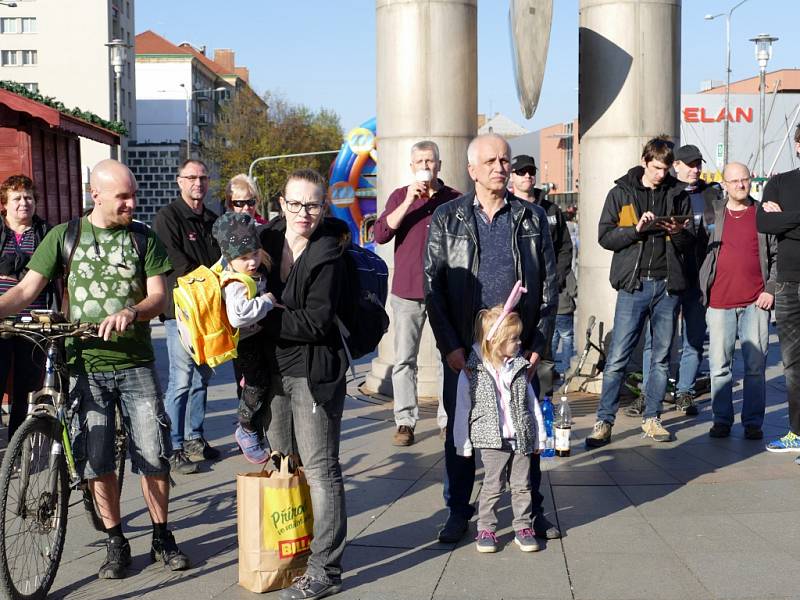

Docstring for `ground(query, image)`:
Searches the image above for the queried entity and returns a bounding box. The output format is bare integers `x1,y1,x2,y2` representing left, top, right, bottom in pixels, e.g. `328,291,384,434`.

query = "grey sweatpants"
476,446,533,532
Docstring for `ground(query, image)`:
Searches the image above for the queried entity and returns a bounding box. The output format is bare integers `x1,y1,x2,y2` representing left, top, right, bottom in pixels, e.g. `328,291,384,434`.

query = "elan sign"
682,107,754,123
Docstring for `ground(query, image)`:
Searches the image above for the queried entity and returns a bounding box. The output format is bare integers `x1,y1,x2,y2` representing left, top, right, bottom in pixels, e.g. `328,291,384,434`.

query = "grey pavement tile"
552,485,639,522
647,514,775,555
567,552,712,600
549,469,617,486
730,510,800,542
682,551,800,599
437,545,572,600
560,515,673,555
350,507,452,549
337,545,450,600
606,469,681,486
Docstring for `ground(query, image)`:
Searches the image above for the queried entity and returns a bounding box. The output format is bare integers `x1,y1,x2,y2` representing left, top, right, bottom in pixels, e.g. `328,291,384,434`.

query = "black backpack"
336,244,389,364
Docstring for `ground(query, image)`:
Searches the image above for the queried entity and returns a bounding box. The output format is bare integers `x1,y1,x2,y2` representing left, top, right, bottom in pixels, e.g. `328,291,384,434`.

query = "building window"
21,18,36,33
21,82,37,92
2,50,37,66
0,18,17,34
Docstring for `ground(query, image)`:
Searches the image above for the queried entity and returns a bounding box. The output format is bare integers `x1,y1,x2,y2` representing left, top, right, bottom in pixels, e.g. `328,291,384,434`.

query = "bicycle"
561,315,606,394
0,311,127,599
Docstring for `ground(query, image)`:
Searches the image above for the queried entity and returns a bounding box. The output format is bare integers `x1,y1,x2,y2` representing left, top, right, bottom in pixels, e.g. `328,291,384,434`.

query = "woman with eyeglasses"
259,168,349,600
225,174,267,224
0,175,57,439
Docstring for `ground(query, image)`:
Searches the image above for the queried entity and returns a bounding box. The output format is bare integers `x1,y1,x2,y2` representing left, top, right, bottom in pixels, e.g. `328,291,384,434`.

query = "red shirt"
374,181,461,300
709,205,764,309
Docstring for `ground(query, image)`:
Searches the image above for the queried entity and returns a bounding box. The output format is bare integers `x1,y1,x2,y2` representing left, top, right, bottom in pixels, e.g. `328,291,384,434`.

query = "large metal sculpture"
509,0,553,119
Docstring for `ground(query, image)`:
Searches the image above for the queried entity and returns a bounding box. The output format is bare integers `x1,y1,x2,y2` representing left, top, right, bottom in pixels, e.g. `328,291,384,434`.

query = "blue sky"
136,0,800,133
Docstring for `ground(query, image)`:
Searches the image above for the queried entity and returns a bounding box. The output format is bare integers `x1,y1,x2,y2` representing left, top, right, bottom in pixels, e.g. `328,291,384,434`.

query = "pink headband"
486,280,527,341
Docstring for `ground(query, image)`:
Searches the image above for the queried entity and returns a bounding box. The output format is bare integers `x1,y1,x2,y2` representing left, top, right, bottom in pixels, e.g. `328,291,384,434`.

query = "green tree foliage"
204,90,343,214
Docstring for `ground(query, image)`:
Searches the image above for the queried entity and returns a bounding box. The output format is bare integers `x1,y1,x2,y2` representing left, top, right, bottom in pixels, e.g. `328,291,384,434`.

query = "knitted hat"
212,211,260,260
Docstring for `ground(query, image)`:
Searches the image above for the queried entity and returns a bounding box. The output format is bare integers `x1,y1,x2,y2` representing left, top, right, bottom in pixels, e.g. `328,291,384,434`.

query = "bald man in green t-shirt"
0,159,190,581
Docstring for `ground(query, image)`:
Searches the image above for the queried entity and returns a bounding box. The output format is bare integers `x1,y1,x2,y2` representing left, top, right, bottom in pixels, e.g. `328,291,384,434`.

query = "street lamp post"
705,0,749,168
105,38,128,159
178,84,226,161
750,33,778,176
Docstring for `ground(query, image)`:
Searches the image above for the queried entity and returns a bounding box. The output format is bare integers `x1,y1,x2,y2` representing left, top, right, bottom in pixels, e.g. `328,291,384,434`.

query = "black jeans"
775,281,800,434
0,336,45,440
234,333,271,433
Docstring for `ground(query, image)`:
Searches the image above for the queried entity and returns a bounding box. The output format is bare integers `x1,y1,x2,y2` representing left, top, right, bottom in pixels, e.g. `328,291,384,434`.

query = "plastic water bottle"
554,395,572,457
541,396,555,458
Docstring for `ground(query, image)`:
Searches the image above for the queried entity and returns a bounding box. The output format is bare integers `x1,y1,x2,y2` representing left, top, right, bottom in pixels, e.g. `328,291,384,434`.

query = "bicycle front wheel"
0,417,69,600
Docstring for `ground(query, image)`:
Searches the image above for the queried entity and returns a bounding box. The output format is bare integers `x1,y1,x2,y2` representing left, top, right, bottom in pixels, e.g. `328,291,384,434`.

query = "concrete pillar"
365,0,477,397
576,0,681,391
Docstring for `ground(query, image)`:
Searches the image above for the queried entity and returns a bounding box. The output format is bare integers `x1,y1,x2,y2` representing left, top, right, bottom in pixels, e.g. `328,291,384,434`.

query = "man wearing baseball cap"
510,154,573,397
637,144,720,418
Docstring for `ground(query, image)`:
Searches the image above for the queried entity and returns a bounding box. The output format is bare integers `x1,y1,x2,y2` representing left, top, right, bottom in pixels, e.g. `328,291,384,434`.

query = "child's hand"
264,292,283,308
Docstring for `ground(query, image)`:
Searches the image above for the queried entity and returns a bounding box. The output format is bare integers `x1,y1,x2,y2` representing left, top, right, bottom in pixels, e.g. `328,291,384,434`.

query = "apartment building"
0,0,136,190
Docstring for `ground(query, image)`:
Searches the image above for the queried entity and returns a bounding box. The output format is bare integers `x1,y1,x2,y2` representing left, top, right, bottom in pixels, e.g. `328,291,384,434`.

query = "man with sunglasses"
585,136,694,448
510,155,573,397
153,159,222,474
374,140,461,446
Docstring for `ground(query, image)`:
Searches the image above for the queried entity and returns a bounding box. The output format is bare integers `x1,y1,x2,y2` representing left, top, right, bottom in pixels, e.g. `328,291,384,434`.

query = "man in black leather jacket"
424,133,558,544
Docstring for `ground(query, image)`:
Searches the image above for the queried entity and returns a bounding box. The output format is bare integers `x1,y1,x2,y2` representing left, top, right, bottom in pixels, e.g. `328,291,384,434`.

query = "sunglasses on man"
231,199,257,208
514,167,537,177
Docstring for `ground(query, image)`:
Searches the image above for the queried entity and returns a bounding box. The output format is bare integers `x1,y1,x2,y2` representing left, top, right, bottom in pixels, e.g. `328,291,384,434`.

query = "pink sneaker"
235,426,269,464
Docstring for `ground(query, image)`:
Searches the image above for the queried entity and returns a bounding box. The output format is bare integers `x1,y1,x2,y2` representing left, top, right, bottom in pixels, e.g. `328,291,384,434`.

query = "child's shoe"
475,530,499,553
514,528,541,552
235,425,269,464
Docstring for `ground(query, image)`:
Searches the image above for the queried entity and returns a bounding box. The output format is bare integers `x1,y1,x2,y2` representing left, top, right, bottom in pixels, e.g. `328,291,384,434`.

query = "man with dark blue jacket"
585,137,694,448
424,133,558,544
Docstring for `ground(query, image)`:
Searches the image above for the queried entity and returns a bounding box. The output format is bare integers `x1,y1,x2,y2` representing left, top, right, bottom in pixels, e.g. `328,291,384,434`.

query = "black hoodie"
598,166,694,293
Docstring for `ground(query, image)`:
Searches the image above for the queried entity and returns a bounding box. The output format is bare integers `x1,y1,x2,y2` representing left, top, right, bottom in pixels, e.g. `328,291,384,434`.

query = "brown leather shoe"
393,425,414,446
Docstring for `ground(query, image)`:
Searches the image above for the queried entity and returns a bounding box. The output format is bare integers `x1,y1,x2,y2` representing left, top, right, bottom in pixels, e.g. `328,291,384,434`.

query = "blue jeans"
163,318,213,450
551,314,575,373
643,286,706,395
266,375,346,585
706,303,769,428
597,279,680,424
70,364,171,479
441,362,544,521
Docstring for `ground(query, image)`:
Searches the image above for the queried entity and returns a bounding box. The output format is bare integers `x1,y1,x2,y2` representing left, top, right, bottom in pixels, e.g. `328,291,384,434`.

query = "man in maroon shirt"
374,141,461,446
698,162,776,439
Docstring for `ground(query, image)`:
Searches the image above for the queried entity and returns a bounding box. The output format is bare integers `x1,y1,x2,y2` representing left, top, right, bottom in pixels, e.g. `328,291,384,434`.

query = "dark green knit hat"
212,212,260,260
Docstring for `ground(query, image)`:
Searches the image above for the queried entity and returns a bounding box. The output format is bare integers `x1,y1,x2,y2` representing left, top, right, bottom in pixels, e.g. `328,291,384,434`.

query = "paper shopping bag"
237,453,314,592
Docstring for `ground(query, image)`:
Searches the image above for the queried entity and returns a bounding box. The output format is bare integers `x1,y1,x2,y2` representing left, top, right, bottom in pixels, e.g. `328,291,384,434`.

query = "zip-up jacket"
683,180,721,286
453,347,545,457
153,198,221,320
532,189,573,291
424,192,557,358
698,196,777,307
598,167,694,293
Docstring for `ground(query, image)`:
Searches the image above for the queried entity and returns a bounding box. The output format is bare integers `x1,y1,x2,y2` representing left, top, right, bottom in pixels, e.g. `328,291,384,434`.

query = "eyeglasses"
284,200,323,215
724,177,752,186
514,168,537,177
231,199,256,208
178,175,209,183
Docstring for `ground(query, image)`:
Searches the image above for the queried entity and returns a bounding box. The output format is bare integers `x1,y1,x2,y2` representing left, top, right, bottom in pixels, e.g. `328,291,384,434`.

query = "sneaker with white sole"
514,528,541,552
766,431,800,453
235,425,270,464
475,530,499,553
641,417,671,442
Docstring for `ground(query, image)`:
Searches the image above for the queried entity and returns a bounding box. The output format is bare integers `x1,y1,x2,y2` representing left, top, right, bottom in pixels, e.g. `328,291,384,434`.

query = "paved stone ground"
14,323,800,599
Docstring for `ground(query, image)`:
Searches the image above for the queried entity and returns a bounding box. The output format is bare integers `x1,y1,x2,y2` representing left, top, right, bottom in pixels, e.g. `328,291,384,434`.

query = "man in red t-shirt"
698,162,776,439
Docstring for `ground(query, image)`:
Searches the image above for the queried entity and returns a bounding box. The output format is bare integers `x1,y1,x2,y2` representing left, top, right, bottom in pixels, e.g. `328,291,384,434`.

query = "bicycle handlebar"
0,320,99,338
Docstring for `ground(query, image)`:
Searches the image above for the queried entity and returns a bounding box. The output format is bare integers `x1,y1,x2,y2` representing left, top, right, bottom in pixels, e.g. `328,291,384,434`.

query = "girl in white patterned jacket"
453,297,546,554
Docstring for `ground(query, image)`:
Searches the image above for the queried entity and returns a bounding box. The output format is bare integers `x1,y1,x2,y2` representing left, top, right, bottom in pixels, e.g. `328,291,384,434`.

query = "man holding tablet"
585,136,695,448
